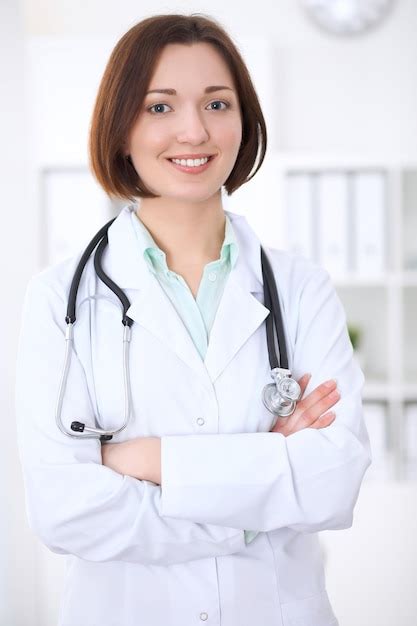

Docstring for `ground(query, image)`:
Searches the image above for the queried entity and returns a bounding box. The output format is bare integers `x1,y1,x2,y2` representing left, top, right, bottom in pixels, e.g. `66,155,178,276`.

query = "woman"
15,13,372,626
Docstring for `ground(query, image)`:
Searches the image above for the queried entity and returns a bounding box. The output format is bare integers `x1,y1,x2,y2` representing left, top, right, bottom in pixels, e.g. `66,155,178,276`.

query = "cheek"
217,118,242,148
130,119,167,153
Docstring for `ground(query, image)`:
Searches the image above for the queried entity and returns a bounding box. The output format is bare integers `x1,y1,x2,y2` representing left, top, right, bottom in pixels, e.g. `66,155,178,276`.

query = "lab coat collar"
103,204,269,384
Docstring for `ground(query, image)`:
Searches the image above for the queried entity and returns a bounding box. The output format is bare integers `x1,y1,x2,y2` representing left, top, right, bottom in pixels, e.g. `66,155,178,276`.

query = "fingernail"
325,379,337,387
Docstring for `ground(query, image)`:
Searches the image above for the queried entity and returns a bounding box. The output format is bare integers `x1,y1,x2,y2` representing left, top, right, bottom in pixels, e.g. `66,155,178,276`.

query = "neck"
134,198,226,269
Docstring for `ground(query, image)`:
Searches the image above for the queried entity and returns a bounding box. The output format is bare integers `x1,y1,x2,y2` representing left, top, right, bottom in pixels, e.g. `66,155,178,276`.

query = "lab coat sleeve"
159,264,372,533
15,273,247,565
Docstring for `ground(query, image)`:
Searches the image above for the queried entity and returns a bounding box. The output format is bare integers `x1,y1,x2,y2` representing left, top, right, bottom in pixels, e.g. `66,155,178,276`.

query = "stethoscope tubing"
260,247,288,371
56,217,294,441
55,321,133,441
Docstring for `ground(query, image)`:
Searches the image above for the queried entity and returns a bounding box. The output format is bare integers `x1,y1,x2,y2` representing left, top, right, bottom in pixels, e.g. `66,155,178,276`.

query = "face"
124,42,243,204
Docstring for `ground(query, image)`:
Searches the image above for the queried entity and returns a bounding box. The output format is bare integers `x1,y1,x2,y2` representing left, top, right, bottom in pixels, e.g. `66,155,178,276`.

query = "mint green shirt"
131,211,258,545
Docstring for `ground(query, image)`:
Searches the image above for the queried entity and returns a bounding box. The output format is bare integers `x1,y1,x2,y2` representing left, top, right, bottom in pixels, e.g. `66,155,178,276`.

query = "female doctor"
15,13,372,626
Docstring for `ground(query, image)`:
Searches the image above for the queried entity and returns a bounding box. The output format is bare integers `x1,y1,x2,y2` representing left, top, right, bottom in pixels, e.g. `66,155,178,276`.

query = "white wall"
1,1,37,624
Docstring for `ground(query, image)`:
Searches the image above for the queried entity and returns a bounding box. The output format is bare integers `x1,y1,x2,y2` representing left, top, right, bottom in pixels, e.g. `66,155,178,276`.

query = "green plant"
348,324,362,350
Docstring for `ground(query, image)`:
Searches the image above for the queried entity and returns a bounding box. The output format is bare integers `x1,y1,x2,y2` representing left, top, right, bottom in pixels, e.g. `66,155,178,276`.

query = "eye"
206,100,230,111
147,103,172,115
146,100,231,115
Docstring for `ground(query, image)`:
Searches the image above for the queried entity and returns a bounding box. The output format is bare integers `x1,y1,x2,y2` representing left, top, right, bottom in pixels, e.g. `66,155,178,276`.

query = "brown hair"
88,13,267,202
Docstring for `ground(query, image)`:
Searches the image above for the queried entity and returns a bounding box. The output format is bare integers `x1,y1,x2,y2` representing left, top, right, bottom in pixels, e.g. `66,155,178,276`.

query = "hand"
269,373,340,437
101,440,126,475
101,438,144,480
101,437,161,484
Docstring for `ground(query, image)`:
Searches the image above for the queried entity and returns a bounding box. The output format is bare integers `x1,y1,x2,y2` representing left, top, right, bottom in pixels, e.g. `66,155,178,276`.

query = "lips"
167,155,214,163
167,154,215,160
166,154,216,174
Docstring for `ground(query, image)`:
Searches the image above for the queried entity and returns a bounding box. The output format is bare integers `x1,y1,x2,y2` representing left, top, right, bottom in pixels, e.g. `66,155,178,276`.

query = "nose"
176,106,210,145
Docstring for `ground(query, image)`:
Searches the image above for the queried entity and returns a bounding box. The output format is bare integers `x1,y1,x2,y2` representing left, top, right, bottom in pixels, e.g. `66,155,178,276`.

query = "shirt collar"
131,209,239,276
104,205,264,293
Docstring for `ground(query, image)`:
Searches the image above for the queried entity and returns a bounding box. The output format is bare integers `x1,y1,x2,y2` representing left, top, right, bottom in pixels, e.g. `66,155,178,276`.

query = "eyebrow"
145,85,234,96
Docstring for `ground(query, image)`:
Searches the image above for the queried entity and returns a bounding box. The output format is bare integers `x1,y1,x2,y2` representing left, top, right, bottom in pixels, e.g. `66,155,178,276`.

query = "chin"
161,185,221,201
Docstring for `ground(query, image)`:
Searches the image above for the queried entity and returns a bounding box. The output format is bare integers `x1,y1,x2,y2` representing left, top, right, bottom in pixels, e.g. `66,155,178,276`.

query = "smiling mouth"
166,154,216,174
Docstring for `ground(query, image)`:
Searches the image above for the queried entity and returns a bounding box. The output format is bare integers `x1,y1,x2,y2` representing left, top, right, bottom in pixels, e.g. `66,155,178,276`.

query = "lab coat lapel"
203,210,270,382
125,275,211,385
104,206,270,385
203,269,269,382
104,206,211,384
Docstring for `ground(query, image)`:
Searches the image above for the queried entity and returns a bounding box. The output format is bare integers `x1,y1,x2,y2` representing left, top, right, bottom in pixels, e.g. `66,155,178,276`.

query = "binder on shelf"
285,173,314,261
362,401,392,481
317,172,349,278
403,403,417,480
353,171,386,277
402,170,417,270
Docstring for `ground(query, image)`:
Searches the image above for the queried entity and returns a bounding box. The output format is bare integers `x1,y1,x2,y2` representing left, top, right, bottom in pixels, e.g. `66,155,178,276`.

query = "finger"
309,411,336,429
299,379,338,412
297,373,311,398
284,386,340,434
271,376,337,436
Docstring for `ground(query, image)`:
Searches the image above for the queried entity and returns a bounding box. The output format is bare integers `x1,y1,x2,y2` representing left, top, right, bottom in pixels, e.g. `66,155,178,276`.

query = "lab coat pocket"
280,589,339,626
268,529,328,610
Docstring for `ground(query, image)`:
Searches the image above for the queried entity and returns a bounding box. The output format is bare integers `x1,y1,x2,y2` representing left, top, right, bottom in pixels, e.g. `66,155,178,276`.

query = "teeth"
170,157,209,167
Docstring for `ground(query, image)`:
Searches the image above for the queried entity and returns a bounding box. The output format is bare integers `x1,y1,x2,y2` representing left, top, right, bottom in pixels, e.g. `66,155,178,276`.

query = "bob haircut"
88,13,267,202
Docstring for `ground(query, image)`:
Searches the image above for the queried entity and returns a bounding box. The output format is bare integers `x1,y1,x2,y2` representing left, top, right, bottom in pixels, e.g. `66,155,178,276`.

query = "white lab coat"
15,205,372,626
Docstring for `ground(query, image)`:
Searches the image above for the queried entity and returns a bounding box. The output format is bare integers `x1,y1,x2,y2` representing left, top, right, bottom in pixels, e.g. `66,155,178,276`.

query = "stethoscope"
55,217,302,442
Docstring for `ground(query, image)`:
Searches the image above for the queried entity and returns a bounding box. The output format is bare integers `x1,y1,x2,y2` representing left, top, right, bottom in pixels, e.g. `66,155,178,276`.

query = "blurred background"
2,0,416,624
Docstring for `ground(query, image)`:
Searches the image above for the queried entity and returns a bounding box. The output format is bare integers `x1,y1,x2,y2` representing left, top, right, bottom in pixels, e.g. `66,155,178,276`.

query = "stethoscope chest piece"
262,367,302,418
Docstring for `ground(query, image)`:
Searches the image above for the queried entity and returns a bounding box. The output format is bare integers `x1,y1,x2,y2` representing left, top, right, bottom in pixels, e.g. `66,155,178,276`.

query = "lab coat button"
196,417,205,426
208,272,217,281
199,612,208,621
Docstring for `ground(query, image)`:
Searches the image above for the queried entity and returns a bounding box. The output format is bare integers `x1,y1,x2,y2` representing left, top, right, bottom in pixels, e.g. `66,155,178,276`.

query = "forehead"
148,42,235,91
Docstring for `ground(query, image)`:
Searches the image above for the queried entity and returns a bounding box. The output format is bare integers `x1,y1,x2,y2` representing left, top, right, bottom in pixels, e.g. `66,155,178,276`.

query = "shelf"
402,272,417,286
268,154,417,483
271,152,417,169
363,381,417,402
334,273,417,287
333,275,388,287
